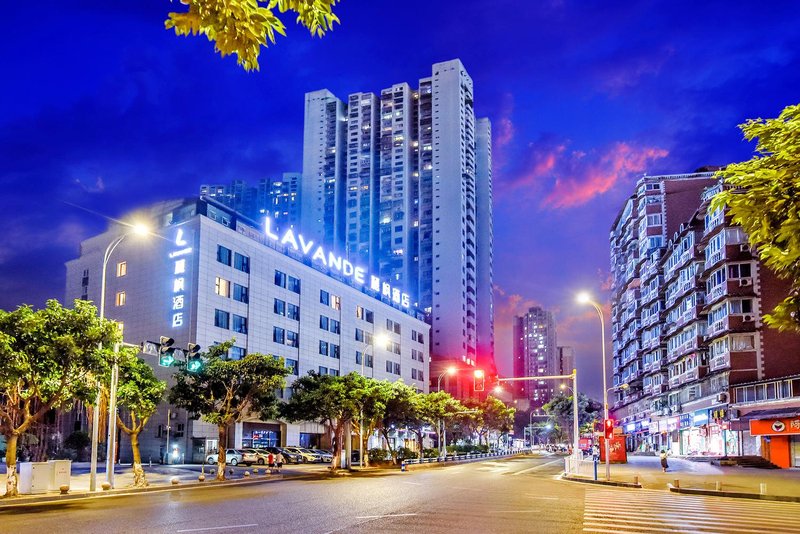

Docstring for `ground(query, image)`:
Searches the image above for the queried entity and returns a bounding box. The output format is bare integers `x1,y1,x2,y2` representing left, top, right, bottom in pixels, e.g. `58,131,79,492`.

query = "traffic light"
158,336,175,367
186,342,203,373
603,418,614,440
473,369,485,392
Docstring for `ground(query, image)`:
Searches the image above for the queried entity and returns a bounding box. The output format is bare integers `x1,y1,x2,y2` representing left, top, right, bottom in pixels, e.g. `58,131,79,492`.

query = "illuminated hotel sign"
169,228,192,327
264,217,410,308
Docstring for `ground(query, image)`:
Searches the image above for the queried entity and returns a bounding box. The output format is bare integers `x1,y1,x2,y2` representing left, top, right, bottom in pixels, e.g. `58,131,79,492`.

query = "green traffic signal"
159,351,176,367
187,357,203,373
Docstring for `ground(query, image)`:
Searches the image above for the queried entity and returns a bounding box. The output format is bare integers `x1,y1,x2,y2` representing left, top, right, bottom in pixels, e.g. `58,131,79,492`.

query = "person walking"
659,449,669,472
276,452,284,473
267,452,275,474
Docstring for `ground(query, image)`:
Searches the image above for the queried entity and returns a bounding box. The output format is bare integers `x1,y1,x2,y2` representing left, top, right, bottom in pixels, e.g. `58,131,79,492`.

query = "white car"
206,449,243,466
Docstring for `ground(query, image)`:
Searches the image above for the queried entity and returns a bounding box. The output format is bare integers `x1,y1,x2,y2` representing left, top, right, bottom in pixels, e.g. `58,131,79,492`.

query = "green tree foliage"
543,393,602,442
280,371,366,471
115,353,166,487
377,381,419,463
354,379,394,467
407,391,465,459
460,396,515,446
711,103,800,332
0,300,119,496
165,0,340,71
169,341,287,480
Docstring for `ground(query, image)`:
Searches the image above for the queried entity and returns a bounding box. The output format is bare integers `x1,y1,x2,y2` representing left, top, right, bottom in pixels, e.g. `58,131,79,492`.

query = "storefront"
677,409,738,456
748,413,800,468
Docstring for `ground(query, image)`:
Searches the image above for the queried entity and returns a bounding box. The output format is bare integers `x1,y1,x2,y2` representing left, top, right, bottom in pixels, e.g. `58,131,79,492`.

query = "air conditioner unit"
716,392,729,403
739,244,750,252
743,314,755,322
739,278,752,287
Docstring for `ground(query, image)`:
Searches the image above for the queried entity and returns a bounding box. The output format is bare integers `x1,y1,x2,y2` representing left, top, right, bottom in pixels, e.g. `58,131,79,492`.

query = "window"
275,270,287,288
412,331,424,344
330,369,340,376
331,344,340,359
355,328,365,342
418,371,424,382
234,252,250,273
214,309,230,329
217,245,232,266
286,330,299,347
285,358,299,375
386,319,401,335
391,341,401,355
287,303,300,321
365,310,374,323
233,284,248,303
274,298,286,316
330,319,340,334
174,423,185,438
356,306,365,320
230,346,246,360
116,261,127,277
386,360,393,373
331,295,341,310
288,276,301,294
320,290,330,305
215,277,231,297
319,340,329,356
394,363,401,375
115,291,126,307
273,326,285,344
355,351,362,365
233,314,248,334
319,366,328,375
319,315,329,330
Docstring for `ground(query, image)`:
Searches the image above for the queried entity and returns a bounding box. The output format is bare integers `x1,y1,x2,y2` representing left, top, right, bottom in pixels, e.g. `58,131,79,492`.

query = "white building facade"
66,197,429,463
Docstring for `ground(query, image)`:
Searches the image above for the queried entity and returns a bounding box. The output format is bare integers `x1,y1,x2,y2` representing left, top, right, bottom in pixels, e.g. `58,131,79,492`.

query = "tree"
115,353,167,487
169,341,287,480
166,0,341,71
408,391,464,459
543,393,602,443
711,103,800,332
377,381,418,463
354,379,394,468
281,372,367,471
461,396,514,447
0,300,119,497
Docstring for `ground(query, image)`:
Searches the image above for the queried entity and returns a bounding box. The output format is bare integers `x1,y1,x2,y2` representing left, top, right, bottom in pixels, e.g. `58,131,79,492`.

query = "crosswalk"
583,488,800,533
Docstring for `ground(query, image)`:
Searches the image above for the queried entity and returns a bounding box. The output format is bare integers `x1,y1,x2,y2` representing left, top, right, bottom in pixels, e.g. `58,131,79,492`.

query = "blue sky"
2,0,798,398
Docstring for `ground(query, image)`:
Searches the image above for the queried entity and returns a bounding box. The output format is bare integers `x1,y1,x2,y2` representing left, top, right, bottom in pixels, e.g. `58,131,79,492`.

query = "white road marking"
176,524,258,533
401,481,423,485
512,459,563,476
525,494,558,500
355,513,418,519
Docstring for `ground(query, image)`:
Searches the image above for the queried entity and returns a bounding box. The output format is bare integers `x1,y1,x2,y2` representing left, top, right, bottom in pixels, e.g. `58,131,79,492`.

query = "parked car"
311,449,333,463
284,446,321,463
240,448,270,465
206,449,243,466
264,446,303,464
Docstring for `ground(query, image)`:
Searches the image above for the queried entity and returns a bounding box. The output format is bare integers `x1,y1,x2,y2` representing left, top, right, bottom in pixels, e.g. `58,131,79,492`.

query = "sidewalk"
574,456,800,497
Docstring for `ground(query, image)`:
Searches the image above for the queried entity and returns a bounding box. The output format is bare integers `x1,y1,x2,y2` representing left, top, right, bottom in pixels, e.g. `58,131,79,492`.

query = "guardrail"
400,451,521,471
564,455,598,478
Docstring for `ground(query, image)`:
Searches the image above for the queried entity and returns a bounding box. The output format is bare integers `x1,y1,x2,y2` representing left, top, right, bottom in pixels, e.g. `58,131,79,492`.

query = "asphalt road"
4,456,800,533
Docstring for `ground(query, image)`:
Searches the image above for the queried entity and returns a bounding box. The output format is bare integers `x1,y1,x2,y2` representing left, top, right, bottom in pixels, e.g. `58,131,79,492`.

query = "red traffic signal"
473,369,485,392
603,418,614,439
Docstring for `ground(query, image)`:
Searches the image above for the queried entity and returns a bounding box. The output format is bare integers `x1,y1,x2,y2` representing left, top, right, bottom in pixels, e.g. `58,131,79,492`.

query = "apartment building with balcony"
611,174,800,463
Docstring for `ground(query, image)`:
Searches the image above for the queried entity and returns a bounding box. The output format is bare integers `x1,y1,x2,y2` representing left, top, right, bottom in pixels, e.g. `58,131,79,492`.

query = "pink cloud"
541,142,668,209
492,93,515,171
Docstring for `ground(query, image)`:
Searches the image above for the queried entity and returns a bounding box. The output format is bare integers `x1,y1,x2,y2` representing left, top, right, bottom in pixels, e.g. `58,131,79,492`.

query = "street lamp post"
357,332,388,468
577,292,610,480
435,366,474,456
89,223,149,492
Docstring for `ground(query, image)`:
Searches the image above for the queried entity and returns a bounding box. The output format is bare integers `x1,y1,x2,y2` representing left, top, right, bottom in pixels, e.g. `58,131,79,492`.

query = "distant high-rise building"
557,346,575,390
300,60,494,398
513,306,558,408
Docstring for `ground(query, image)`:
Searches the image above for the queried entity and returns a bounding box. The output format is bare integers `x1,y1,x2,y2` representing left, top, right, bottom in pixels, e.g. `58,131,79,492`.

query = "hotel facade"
66,197,430,463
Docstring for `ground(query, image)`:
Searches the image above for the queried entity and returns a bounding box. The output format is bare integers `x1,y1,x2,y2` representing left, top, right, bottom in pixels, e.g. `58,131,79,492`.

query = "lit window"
116,261,127,277
115,291,126,307
215,277,231,297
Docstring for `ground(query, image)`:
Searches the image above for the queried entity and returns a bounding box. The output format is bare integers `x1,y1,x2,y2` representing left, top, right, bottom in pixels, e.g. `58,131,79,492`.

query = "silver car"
206,448,243,466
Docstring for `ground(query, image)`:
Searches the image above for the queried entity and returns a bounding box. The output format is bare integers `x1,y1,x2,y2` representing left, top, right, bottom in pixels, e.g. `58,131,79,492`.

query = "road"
3,456,800,533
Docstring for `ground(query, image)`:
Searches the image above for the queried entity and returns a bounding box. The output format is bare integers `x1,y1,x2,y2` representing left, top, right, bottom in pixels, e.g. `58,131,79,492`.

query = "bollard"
254,468,259,475
101,482,111,491
715,481,721,491
171,477,180,485
401,461,406,472
760,483,767,495
244,471,250,477
673,479,680,489
634,475,639,485
59,485,70,495
198,474,205,482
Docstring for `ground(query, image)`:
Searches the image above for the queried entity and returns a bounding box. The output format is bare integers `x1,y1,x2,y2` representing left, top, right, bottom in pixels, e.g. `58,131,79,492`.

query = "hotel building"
65,197,429,463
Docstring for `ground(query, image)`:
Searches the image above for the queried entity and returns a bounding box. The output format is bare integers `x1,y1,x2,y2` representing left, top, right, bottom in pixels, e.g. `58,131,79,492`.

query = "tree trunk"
4,434,19,497
380,429,397,464
417,430,424,460
330,422,342,473
130,432,147,488
216,424,227,481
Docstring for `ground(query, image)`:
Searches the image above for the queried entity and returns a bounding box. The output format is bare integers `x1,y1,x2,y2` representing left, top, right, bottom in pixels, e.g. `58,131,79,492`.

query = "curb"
0,472,315,510
667,484,800,503
561,474,642,488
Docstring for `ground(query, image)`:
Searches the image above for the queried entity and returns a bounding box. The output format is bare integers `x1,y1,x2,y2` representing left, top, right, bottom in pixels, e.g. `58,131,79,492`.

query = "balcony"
709,355,729,372
669,375,681,388
706,278,755,305
684,365,708,383
705,314,757,340
705,242,753,270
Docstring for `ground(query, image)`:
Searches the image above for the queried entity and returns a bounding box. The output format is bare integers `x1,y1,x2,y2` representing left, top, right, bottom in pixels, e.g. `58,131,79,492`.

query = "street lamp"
528,411,549,448
577,291,610,480
435,366,475,456
357,332,388,468
89,222,150,492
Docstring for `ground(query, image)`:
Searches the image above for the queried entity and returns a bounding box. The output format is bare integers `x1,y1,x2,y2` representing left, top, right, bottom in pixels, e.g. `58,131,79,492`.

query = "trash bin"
18,462,50,494
48,460,71,491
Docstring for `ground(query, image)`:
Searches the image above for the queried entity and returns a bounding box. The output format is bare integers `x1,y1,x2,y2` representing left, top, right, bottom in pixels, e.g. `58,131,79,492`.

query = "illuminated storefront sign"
169,228,192,328
264,217,410,308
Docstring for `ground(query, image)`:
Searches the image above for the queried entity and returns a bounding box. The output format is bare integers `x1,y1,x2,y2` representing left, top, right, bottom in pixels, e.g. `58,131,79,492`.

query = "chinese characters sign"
749,417,800,436
169,228,192,329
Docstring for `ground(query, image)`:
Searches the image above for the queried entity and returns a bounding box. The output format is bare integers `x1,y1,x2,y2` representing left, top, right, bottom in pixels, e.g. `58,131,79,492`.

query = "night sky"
2,1,798,399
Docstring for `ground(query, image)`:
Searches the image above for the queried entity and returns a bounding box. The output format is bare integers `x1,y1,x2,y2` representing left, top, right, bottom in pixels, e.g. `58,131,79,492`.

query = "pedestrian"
276,452,284,473
659,449,669,472
267,452,275,473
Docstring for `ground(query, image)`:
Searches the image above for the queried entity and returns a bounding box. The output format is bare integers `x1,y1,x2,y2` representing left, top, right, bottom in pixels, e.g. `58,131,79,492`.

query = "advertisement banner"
599,436,627,463
749,417,800,436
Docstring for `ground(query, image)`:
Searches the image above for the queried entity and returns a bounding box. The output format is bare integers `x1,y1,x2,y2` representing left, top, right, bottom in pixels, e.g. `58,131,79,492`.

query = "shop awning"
737,408,800,421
